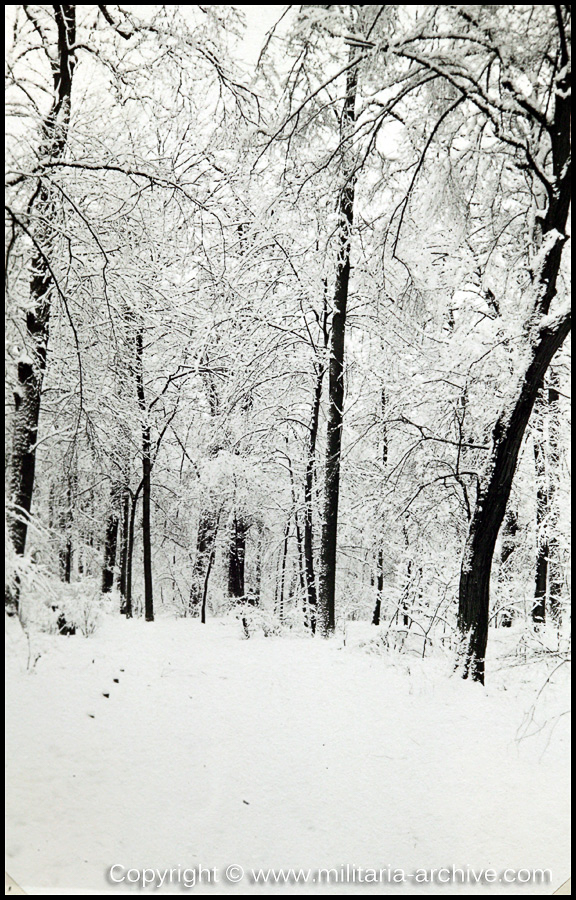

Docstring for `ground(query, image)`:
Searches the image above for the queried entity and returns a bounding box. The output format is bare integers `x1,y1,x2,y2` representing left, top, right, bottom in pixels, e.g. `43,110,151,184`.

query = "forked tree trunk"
318,52,358,636
8,6,76,614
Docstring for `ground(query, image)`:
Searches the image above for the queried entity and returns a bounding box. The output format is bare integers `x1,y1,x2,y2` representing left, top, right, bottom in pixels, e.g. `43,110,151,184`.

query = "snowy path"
5,617,570,895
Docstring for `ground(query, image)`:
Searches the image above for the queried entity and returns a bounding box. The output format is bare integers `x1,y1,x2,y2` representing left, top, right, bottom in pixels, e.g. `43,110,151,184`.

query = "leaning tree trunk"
318,52,358,636
458,47,570,682
8,6,76,614
457,312,571,682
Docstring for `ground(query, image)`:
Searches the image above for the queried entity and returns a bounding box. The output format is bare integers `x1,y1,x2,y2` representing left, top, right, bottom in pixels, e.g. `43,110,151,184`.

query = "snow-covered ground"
5,615,571,895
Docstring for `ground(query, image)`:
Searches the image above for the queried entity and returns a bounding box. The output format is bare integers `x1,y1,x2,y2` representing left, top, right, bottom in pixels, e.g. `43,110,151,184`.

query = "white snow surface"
5,615,571,895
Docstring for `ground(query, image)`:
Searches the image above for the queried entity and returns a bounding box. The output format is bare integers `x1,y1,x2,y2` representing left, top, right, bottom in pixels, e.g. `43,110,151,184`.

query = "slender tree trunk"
124,492,139,619
200,510,222,625
190,512,218,615
119,489,130,609
8,6,76,614
278,519,290,623
303,362,325,633
135,328,154,621
318,52,358,636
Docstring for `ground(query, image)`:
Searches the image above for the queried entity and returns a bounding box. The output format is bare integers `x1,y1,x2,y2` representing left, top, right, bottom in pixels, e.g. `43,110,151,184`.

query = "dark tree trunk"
457,313,571,682
60,538,73,584
318,54,358,636
228,515,247,600
135,328,154,621
102,507,120,594
8,6,76,614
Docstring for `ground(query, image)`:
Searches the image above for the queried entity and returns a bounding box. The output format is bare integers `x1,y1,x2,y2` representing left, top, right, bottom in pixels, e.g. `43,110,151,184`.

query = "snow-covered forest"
5,5,571,895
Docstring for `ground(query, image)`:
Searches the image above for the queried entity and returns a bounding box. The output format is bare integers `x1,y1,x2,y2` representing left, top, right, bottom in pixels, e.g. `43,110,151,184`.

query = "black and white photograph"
5,4,571,895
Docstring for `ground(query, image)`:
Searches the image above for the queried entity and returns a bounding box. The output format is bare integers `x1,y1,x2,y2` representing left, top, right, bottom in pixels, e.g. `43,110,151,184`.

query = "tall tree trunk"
135,328,154,621
8,6,76,614
318,52,358,636
457,313,571,682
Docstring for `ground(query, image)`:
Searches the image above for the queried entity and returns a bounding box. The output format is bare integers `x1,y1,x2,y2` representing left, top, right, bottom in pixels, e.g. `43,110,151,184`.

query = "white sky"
237,5,288,64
